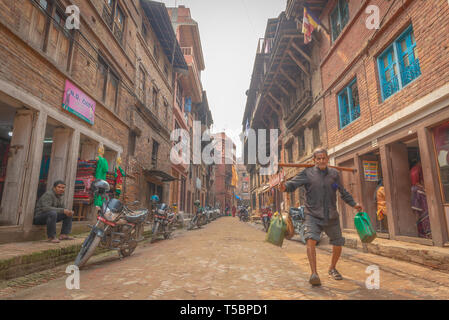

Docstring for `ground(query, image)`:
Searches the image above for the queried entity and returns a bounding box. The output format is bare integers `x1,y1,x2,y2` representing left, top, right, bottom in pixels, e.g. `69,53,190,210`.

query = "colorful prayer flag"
302,7,321,44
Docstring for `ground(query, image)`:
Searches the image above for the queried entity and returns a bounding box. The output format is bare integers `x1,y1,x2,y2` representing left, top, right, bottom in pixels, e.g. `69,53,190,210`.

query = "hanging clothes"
376,186,386,221
411,184,432,239
114,166,125,197
94,156,109,206
410,163,423,186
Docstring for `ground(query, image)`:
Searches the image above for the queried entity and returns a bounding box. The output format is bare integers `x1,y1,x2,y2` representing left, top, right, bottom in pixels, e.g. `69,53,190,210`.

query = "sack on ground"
354,212,377,243
266,212,287,247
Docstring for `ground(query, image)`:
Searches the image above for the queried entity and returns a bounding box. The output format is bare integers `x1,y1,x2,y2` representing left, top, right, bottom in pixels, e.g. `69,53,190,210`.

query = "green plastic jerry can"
266,212,287,247
354,212,377,243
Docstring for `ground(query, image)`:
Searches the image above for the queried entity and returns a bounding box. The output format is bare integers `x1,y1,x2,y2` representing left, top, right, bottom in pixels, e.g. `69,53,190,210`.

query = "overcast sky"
159,0,287,157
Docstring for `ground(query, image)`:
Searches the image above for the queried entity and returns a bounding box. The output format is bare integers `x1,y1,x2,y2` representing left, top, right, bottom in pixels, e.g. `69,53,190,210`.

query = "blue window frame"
330,0,349,42
377,25,421,100
338,79,360,129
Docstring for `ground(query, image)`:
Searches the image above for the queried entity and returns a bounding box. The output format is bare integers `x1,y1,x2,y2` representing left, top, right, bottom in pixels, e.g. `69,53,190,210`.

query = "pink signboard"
62,79,95,125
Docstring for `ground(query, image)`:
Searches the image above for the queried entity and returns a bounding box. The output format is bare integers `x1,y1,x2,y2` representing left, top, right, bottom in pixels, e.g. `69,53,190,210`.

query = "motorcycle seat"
125,210,148,224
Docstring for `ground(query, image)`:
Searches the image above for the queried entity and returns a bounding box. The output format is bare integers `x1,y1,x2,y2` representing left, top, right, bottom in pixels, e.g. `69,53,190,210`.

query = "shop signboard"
62,79,96,125
363,160,378,182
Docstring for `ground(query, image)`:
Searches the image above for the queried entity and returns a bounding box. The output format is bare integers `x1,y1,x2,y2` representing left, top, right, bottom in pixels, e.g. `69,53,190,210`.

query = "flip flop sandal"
329,269,343,280
59,236,75,241
48,238,60,243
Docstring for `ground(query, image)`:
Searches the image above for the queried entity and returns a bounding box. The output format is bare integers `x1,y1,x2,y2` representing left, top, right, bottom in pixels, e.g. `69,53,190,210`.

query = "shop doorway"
338,158,358,229
360,151,388,234
148,182,163,204
388,137,432,239
0,103,34,226
37,122,57,200
0,105,15,211
72,135,98,222
0,104,19,225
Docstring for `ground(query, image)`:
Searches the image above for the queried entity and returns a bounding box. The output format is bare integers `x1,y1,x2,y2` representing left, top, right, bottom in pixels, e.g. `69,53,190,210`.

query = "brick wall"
319,0,449,148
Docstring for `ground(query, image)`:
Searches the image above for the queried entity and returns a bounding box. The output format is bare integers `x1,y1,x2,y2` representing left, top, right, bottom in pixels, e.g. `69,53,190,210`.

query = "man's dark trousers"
33,211,72,238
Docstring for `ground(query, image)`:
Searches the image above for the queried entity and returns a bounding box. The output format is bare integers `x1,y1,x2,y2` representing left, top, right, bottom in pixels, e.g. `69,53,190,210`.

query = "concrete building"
0,0,187,242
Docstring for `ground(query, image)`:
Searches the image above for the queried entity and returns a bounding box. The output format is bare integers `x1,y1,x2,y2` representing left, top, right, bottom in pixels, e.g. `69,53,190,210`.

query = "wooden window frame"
377,25,421,101
28,0,75,71
102,0,125,44
97,54,120,110
330,0,349,42
337,78,360,129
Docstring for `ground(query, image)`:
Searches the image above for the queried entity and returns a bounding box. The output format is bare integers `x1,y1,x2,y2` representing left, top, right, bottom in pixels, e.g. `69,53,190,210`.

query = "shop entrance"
72,135,98,222
0,102,34,226
359,151,387,234
338,158,358,230
388,137,431,239
0,105,15,214
36,117,74,211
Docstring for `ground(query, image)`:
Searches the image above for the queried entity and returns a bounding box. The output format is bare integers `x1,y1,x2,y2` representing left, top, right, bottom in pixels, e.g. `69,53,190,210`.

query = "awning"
141,0,188,71
146,170,176,182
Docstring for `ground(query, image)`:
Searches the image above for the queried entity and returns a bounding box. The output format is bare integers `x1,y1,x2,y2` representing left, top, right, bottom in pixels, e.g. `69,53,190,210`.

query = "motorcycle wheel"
120,240,137,257
151,221,160,243
263,219,269,232
298,222,307,245
176,214,185,229
188,216,196,230
74,231,102,268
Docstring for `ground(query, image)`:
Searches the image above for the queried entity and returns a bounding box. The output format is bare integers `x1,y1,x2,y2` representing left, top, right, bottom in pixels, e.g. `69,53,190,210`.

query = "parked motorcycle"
289,206,322,245
74,180,148,268
150,197,176,243
261,207,273,232
188,200,207,230
239,205,249,222
214,207,221,219
171,203,185,229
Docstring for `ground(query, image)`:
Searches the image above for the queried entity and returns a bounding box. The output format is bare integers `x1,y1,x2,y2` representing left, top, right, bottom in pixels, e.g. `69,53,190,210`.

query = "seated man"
34,180,74,243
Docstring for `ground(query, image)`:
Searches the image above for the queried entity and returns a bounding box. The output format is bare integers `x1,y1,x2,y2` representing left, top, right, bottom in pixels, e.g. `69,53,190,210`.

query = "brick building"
214,132,236,212
168,6,214,214
242,5,325,215
0,0,187,242
244,0,449,247
313,0,449,247
236,162,250,207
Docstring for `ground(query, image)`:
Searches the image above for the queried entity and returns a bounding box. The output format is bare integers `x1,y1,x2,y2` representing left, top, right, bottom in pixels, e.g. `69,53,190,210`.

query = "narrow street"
3,217,449,300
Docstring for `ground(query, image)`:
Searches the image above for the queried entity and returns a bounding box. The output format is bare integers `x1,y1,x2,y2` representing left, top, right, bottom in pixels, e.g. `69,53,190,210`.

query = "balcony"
257,38,273,55
180,47,202,103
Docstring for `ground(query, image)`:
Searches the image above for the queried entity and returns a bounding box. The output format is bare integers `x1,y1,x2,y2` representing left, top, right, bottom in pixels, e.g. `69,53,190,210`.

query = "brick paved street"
2,217,449,300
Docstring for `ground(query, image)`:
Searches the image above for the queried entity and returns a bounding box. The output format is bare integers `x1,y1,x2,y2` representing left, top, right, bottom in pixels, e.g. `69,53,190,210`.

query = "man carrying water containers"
280,148,363,287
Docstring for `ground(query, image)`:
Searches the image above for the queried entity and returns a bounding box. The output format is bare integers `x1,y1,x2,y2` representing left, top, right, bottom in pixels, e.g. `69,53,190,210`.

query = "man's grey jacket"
34,190,65,216
285,166,357,220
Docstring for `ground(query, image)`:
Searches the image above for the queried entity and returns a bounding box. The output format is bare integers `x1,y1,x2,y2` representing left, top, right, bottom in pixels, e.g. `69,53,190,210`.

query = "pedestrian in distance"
232,205,236,218
33,180,75,243
280,148,363,287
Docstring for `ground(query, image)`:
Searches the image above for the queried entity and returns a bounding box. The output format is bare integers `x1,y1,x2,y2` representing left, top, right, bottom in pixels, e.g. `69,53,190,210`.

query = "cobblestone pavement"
2,217,449,300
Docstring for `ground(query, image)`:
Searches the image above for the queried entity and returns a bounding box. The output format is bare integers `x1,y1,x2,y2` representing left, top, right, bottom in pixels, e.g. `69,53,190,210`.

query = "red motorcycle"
261,207,273,232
